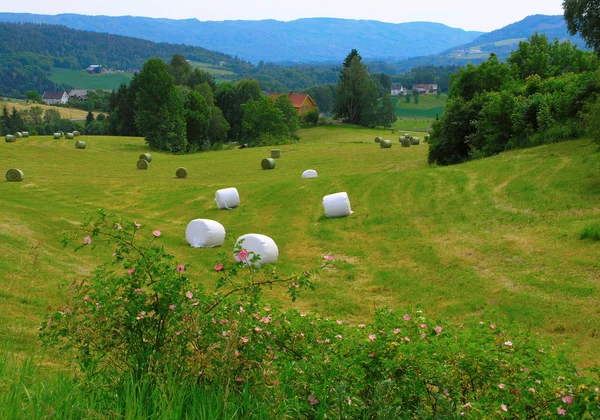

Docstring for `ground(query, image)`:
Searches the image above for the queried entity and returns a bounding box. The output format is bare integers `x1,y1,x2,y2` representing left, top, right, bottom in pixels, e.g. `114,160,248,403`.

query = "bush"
40,210,600,418
579,224,600,241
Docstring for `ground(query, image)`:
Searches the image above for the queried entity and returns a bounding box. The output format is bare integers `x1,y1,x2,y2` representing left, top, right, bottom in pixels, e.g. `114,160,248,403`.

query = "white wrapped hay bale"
411,137,420,145
234,234,279,266
380,140,392,148
22,132,29,138
323,192,353,218
215,187,240,210
66,133,75,139
185,219,226,248
302,169,318,178
15,132,23,138
374,136,382,143
5,135,15,143
53,133,61,140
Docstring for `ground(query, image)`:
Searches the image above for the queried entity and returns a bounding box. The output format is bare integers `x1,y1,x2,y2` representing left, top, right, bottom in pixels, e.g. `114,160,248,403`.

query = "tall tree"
274,95,300,138
563,0,600,52
241,97,288,144
136,58,187,152
168,54,192,86
377,93,395,128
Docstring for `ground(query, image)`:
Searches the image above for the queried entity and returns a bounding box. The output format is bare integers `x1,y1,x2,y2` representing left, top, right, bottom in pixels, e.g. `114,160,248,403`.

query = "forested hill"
0,13,483,63
0,22,252,71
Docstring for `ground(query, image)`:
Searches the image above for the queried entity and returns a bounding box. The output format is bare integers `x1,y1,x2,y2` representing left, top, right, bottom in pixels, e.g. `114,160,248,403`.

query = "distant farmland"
49,68,134,90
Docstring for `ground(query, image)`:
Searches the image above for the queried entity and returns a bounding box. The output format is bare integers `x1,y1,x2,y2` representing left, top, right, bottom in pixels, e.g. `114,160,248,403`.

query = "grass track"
1,126,600,367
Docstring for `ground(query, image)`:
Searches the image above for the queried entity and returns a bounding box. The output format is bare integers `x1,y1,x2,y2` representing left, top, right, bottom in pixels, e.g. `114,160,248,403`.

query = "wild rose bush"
41,210,600,418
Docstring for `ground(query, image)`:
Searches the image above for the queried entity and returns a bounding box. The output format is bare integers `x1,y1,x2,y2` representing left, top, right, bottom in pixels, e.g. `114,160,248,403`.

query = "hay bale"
14,132,23,138
75,141,86,149
261,158,276,170
65,133,75,139
59,131,64,137
73,131,80,137
401,138,412,147
374,136,382,143
215,187,240,210
186,219,226,248
234,234,279,266
137,159,149,170
302,169,318,178
5,135,15,143
404,133,410,139
411,137,420,145
271,149,281,158
22,132,29,138
323,192,353,218
176,167,188,178
380,140,392,148
139,153,152,163
53,133,61,140
6,168,24,182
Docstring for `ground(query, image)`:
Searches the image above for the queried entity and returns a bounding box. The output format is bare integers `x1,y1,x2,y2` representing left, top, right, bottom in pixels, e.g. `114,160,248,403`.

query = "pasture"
1,126,600,369
49,68,134,90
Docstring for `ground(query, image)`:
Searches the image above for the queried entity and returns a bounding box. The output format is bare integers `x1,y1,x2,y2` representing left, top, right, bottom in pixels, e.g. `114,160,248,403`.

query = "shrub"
580,224,600,241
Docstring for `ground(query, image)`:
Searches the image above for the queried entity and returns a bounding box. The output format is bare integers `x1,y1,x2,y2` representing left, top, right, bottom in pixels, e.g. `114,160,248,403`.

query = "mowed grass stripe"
1,128,600,367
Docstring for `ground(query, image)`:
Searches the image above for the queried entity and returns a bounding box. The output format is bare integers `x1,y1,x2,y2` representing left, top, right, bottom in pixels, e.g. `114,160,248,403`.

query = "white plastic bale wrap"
323,192,353,218
215,187,240,210
234,234,279,266
185,219,226,248
301,169,318,178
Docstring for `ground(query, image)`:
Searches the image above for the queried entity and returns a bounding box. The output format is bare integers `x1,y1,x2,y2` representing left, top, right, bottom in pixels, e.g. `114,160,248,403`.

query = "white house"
42,91,69,105
391,84,406,96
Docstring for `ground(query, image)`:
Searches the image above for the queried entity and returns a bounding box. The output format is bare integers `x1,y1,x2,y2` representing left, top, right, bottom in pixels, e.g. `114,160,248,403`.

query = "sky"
3,0,565,32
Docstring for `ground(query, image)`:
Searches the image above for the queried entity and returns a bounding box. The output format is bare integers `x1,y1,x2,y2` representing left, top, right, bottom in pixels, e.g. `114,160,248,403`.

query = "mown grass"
0,99,90,120
1,126,600,370
49,68,134,90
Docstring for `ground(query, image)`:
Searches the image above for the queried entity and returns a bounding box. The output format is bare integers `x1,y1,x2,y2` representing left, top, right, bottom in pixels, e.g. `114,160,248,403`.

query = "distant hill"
0,13,483,63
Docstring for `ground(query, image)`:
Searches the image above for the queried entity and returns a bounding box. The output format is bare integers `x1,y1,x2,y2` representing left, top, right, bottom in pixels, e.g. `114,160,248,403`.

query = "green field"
2,127,600,369
49,68,134,90
188,60,236,80
390,93,446,119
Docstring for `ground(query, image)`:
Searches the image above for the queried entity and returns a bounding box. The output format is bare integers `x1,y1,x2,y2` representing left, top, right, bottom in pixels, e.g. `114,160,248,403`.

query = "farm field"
1,125,600,370
0,99,91,120
188,60,237,81
48,68,134,91
390,93,446,119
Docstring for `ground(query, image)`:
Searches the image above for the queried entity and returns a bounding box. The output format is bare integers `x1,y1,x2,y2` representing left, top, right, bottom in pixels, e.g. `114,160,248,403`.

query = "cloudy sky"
3,0,565,32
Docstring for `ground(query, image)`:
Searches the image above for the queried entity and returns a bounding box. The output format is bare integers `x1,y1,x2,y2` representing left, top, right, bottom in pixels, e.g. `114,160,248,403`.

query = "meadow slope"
1,126,599,366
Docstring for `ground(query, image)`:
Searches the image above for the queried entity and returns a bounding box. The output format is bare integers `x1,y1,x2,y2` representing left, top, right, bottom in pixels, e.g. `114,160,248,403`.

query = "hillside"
0,13,483,63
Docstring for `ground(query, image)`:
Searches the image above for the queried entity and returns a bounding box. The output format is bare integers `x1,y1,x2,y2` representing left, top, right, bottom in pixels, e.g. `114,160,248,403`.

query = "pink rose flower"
128,267,135,274
504,341,513,346
557,407,566,415
498,384,505,389
358,324,366,329
185,291,193,299
214,263,223,272
177,265,185,273
403,314,411,321
562,396,573,404
237,250,248,261
393,328,401,334
368,334,376,341
153,230,161,237
169,304,176,310
420,324,427,329
324,255,335,262
134,222,141,229
434,326,443,333
501,404,507,412
83,236,92,245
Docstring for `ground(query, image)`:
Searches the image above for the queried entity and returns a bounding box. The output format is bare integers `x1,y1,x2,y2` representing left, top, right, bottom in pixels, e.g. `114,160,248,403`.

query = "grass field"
188,60,236,81
395,117,434,132
390,94,446,119
2,126,600,370
0,99,91,120
49,68,134,90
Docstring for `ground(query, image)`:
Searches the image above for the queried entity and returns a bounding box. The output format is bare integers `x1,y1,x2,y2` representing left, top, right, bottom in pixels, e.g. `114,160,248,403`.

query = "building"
268,91,318,117
42,91,69,105
68,90,88,101
86,65,103,74
391,84,406,96
412,84,439,94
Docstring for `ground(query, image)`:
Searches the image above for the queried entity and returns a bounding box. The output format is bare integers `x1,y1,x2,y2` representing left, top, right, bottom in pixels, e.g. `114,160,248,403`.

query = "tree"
25,90,42,103
334,50,378,126
167,54,192,86
215,79,261,141
136,58,187,152
302,110,320,126
412,89,420,104
377,93,395,128
183,88,211,151
108,77,139,137
274,95,300,138
241,97,288,144
564,0,600,53
86,111,95,126
10,107,25,132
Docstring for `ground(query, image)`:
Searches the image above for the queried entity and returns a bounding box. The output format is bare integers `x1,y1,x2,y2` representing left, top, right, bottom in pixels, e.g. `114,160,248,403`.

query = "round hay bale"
401,138,412,147
6,168,24,182
302,169,318,178
323,192,353,218
59,131,64,137
75,141,86,149
22,131,29,138
374,136,382,143
73,131,80,136
65,133,75,139
176,167,188,178
53,133,61,140
5,135,15,143
186,219,226,248
404,133,410,139
380,140,392,148
234,234,279,266
261,158,276,170
14,132,23,138
137,159,149,170
139,153,152,163
271,149,282,158
215,187,240,210
411,137,420,145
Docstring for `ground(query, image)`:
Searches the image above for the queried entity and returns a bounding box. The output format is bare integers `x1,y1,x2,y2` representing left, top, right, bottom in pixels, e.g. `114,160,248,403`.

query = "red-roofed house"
268,91,318,117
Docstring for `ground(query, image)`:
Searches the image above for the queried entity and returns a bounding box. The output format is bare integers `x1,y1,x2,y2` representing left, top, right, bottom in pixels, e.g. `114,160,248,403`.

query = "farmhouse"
268,91,318,117
390,84,406,96
412,84,439,94
42,91,69,105
69,89,88,101
86,64,103,74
